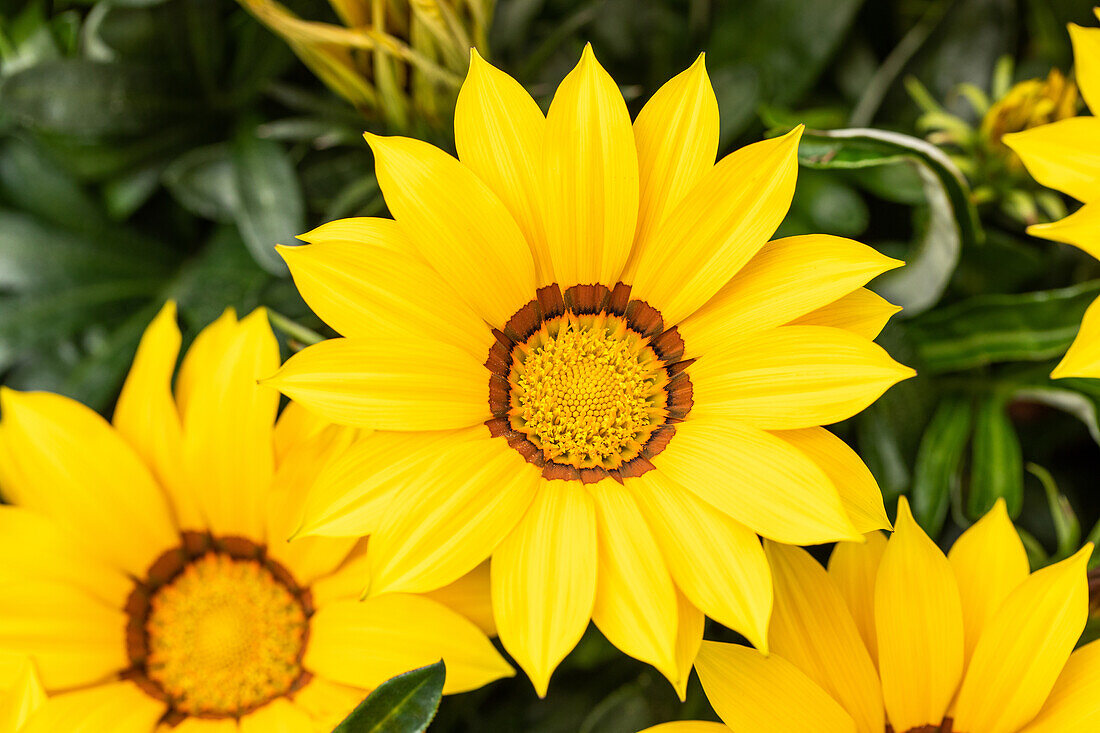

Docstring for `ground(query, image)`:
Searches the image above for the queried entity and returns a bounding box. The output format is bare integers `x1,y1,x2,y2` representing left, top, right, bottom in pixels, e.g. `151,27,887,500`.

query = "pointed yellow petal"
0,389,176,575
671,590,704,702
1070,23,1100,115
290,677,365,732
631,470,771,651
20,682,164,733
952,545,1091,733
789,288,901,340
299,216,410,249
677,236,902,357
0,657,45,732
239,696,316,733
630,127,801,326
308,543,370,608
1002,117,1100,202
764,541,884,733
273,400,330,464
590,481,680,690
654,417,859,544
455,50,552,284
267,336,490,430
625,54,718,281
639,724,730,733
365,133,535,327
947,498,1029,666
694,640,857,733
875,497,963,732
422,562,496,638
164,716,237,732
1052,294,1100,379
772,428,891,533
689,325,915,430
827,532,888,668
543,44,639,287
1026,201,1100,260
491,480,597,696
1021,640,1100,733
305,593,514,695
174,308,235,419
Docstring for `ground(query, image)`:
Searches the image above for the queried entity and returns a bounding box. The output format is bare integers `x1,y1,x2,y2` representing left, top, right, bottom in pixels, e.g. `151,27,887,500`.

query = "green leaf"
968,392,1024,519
1025,463,1080,561
578,683,650,733
231,127,304,275
0,137,108,233
163,144,238,223
911,395,973,537
332,661,445,733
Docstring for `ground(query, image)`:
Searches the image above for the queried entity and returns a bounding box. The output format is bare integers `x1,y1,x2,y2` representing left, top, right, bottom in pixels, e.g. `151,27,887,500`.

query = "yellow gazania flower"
265,46,915,696
0,304,512,732
0,656,45,731
642,497,1098,733
1004,8,1100,377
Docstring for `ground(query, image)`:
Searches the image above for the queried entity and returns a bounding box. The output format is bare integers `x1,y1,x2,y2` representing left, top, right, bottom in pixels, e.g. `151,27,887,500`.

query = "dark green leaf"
968,393,1024,518
0,137,109,233
231,126,304,274
1025,463,1080,561
911,395,973,537
578,683,650,733
332,661,445,733
163,144,238,223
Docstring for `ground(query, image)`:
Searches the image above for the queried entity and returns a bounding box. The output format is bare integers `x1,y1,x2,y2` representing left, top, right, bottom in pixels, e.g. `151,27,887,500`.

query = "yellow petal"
162,717,236,732
365,133,535,327
298,216,408,249
0,389,176,576
266,336,490,430
304,593,514,695
947,498,1029,666
367,437,540,595
289,677,365,732
0,580,128,690
639,724,730,733
455,50,552,285
677,236,902,357
1070,23,1100,115
1002,117,1100,202
543,44,639,287
625,54,718,281
422,562,497,638
277,226,493,358
20,682,164,733
174,308,235,418
179,308,279,541
672,590,704,702
273,400,330,464
764,542,884,733
952,545,1091,733
827,532,888,668
1021,640,1100,733
631,470,771,651
653,417,859,544
875,497,963,732
789,288,901,340
239,697,314,733
491,480,597,696
771,428,891,533
689,325,915,430
630,127,801,326
694,640,857,733
590,481,680,691
0,657,45,732
1026,201,1100,260
1052,294,1100,379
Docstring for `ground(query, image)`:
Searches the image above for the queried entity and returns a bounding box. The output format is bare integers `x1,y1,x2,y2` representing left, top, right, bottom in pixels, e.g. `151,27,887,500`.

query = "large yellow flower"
1004,9,1100,377
0,304,512,732
643,497,1098,733
266,46,915,695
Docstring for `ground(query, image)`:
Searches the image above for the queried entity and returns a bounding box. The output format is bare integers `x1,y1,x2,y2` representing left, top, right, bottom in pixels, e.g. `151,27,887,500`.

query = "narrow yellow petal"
290,677,366,732
20,682,164,733
174,308,236,419
654,417,859,544
455,50,552,284
1002,117,1100,202
305,594,514,695
827,532,888,668
952,545,1091,733
672,590,704,702
947,498,1029,666
789,288,901,340
1026,201,1100,260
1052,294,1100,379
164,716,237,732
694,641,857,733
677,236,902,357
1021,640,1100,733
239,697,315,733
631,470,771,651
422,562,497,638
630,127,801,326
491,481,597,696
764,542,884,733
298,216,410,249
543,44,639,287
273,400,330,464
875,497,963,732
0,658,45,732
308,543,370,609
590,481,681,690
689,325,915,430
625,54,718,281
639,724,730,733
365,133,535,327
771,428,891,533
1069,23,1100,115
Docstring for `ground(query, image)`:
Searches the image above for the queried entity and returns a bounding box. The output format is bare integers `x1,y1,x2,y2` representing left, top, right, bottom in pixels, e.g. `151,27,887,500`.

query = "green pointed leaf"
332,660,446,733
911,395,973,537
968,392,1023,519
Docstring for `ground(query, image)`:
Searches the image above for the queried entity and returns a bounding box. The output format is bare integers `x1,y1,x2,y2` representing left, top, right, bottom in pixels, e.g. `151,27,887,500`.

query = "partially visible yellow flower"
1004,9,1100,378
0,656,45,732
642,497,1098,733
0,303,511,732
981,69,1078,171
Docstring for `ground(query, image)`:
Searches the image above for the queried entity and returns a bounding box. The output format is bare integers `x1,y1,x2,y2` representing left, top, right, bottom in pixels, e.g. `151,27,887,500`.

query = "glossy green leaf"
968,392,1023,519
231,127,304,274
911,395,973,537
163,144,238,223
333,661,445,733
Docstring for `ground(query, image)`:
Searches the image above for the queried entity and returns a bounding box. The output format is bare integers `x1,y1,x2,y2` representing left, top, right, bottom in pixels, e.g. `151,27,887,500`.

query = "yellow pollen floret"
145,553,307,716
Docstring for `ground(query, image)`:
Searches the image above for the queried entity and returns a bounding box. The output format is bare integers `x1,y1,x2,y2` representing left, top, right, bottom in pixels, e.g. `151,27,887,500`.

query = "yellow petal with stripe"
789,288,901,340
694,640,857,733
1026,201,1100,260
1002,117,1100,202
631,470,771,652
590,481,681,691
455,50,551,284
689,325,915,430
1021,640,1100,733
20,682,164,733
365,133,535,327
953,544,1091,733
298,216,413,251
654,417,859,544
672,590,704,702
677,236,901,357
304,593,513,695
1070,22,1100,115
875,497,963,732
640,724,730,733
423,563,497,638
1052,294,1100,379
239,697,314,733
827,531,888,668
0,657,45,732
764,542,884,733
543,44,638,287
630,128,801,326
491,480,597,697
625,54,718,281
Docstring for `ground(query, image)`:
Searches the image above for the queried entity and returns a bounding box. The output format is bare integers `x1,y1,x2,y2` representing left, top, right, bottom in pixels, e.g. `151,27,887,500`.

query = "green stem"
267,310,324,348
